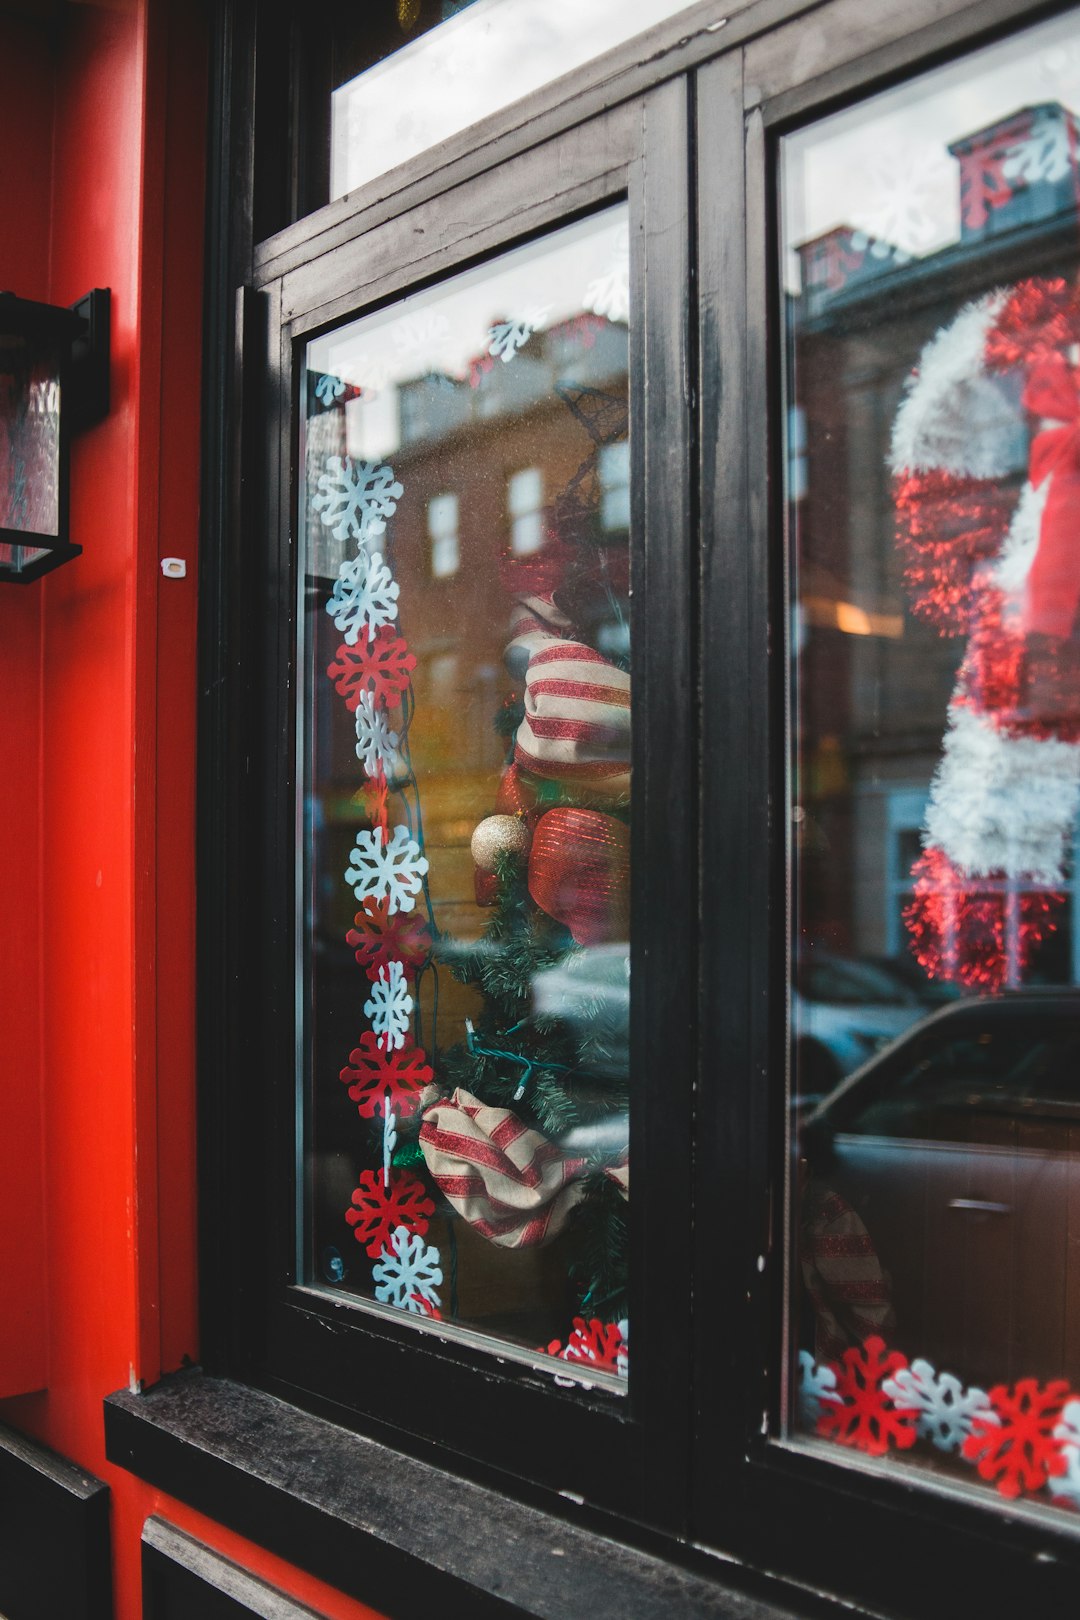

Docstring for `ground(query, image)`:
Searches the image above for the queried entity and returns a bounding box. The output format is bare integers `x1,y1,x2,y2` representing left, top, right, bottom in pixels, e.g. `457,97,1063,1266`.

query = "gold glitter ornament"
470,814,531,872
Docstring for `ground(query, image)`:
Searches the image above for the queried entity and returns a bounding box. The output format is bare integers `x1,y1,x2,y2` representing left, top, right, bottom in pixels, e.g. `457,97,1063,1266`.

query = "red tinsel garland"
903,847,1062,991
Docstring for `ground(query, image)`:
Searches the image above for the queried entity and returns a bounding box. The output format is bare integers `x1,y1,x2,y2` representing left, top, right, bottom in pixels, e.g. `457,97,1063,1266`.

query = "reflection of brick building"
793,104,1080,976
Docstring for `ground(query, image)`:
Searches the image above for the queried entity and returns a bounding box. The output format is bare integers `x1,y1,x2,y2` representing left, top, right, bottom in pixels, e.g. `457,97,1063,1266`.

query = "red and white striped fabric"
419,1088,587,1249
504,594,574,678
515,639,630,797
800,1185,896,1363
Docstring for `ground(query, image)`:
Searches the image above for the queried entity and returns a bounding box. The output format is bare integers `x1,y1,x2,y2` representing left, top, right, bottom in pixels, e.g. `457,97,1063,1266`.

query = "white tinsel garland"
924,705,1080,884
889,293,1011,478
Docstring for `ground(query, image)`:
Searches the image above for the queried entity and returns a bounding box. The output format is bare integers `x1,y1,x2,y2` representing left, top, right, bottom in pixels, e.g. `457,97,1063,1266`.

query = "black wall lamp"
0,288,110,584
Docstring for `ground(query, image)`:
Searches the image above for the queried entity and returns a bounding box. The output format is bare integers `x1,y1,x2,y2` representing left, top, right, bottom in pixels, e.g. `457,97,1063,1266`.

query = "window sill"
104,1370,860,1620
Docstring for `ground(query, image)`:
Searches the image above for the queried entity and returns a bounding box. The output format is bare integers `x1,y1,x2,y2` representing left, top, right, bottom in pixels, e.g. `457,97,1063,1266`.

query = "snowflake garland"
314,373,346,405
797,1350,841,1429
345,1169,435,1258
806,1341,1080,1507
326,550,401,646
487,307,548,363
345,897,432,981
372,1224,443,1313
338,1033,433,1119
313,456,403,546
544,1317,628,1379
345,824,429,914
584,225,630,325
881,1359,993,1453
1051,1400,1080,1510
961,1379,1071,1499
817,1337,918,1457
327,631,417,712
354,690,400,778
363,959,414,1052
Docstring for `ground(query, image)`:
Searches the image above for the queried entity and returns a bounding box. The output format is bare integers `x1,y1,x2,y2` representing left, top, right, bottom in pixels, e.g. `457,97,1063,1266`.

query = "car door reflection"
800,993,1080,1388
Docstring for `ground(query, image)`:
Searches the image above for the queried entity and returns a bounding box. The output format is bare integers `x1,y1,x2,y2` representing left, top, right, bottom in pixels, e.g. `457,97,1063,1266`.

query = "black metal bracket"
68,288,110,432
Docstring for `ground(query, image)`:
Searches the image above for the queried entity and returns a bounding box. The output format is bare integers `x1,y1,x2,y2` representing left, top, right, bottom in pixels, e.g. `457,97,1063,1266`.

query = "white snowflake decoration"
393,310,451,358
373,1224,443,1313
881,1359,993,1453
848,147,955,261
325,550,400,646
313,456,404,546
354,691,400,778
364,960,414,1052
585,227,630,325
1051,1400,1080,1509
314,373,346,405
797,1350,841,1429
487,307,549,363
345,824,428,914
382,1094,398,1189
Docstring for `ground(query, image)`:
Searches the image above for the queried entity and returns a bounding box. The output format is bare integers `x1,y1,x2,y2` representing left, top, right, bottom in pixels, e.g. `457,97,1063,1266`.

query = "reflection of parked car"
793,953,928,1100
801,991,1080,1389
531,942,629,1080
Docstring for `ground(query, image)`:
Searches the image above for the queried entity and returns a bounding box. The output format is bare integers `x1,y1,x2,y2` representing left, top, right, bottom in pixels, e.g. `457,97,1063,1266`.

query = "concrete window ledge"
104,1370,867,1620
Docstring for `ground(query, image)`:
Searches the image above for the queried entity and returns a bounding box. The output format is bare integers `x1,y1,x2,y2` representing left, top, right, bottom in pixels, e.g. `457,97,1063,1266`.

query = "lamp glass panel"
0,340,60,541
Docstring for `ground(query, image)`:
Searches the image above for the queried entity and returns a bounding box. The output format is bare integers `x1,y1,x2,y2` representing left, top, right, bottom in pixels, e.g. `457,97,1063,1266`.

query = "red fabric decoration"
339,1033,433,1119
419,1087,587,1248
345,897,431,981
961,1379,1071,1499
1020,353,1080,639
903,847,1063,990
495,763,540,822
544,1317,626,1374
817,1337,918,1457
328,629,416,711
528,808,629,946
344,1168,435,1258
800,1186,895,1363
515,640,630,793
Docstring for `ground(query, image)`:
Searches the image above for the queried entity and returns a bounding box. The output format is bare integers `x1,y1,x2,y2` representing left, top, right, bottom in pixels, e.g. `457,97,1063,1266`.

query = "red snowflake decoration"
344,1169,435,1258
961,1378,1071,1499
338,1033,434,1119
410,1294,444,1321
544,1317,626,1375
354,767,389,836
904,847,1063,990
817,1337,917,1457
327,629,416,712
346,897,432,981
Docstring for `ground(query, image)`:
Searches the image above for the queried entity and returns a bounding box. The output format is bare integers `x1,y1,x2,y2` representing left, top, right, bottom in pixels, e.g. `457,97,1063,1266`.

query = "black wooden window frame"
187,0,1080,1615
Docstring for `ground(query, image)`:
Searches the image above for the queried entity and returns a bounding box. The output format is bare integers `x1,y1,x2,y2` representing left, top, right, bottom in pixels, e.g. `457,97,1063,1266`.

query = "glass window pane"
783,8,1080,1511
330,0,701,199
300,206,631,1382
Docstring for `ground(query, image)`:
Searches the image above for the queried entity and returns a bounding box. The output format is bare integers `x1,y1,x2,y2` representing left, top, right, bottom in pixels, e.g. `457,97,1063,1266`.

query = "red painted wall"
0,11,53,1403
0,4,382,1615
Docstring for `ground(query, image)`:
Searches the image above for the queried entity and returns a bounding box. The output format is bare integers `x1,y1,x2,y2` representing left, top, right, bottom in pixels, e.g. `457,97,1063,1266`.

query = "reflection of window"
599,440,629,532
507,467,543,555
427,491,459,577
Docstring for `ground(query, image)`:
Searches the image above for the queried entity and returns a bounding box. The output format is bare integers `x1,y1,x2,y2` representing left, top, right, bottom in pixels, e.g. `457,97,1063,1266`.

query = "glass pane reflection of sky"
782,12,1080,288
330,0,704,199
